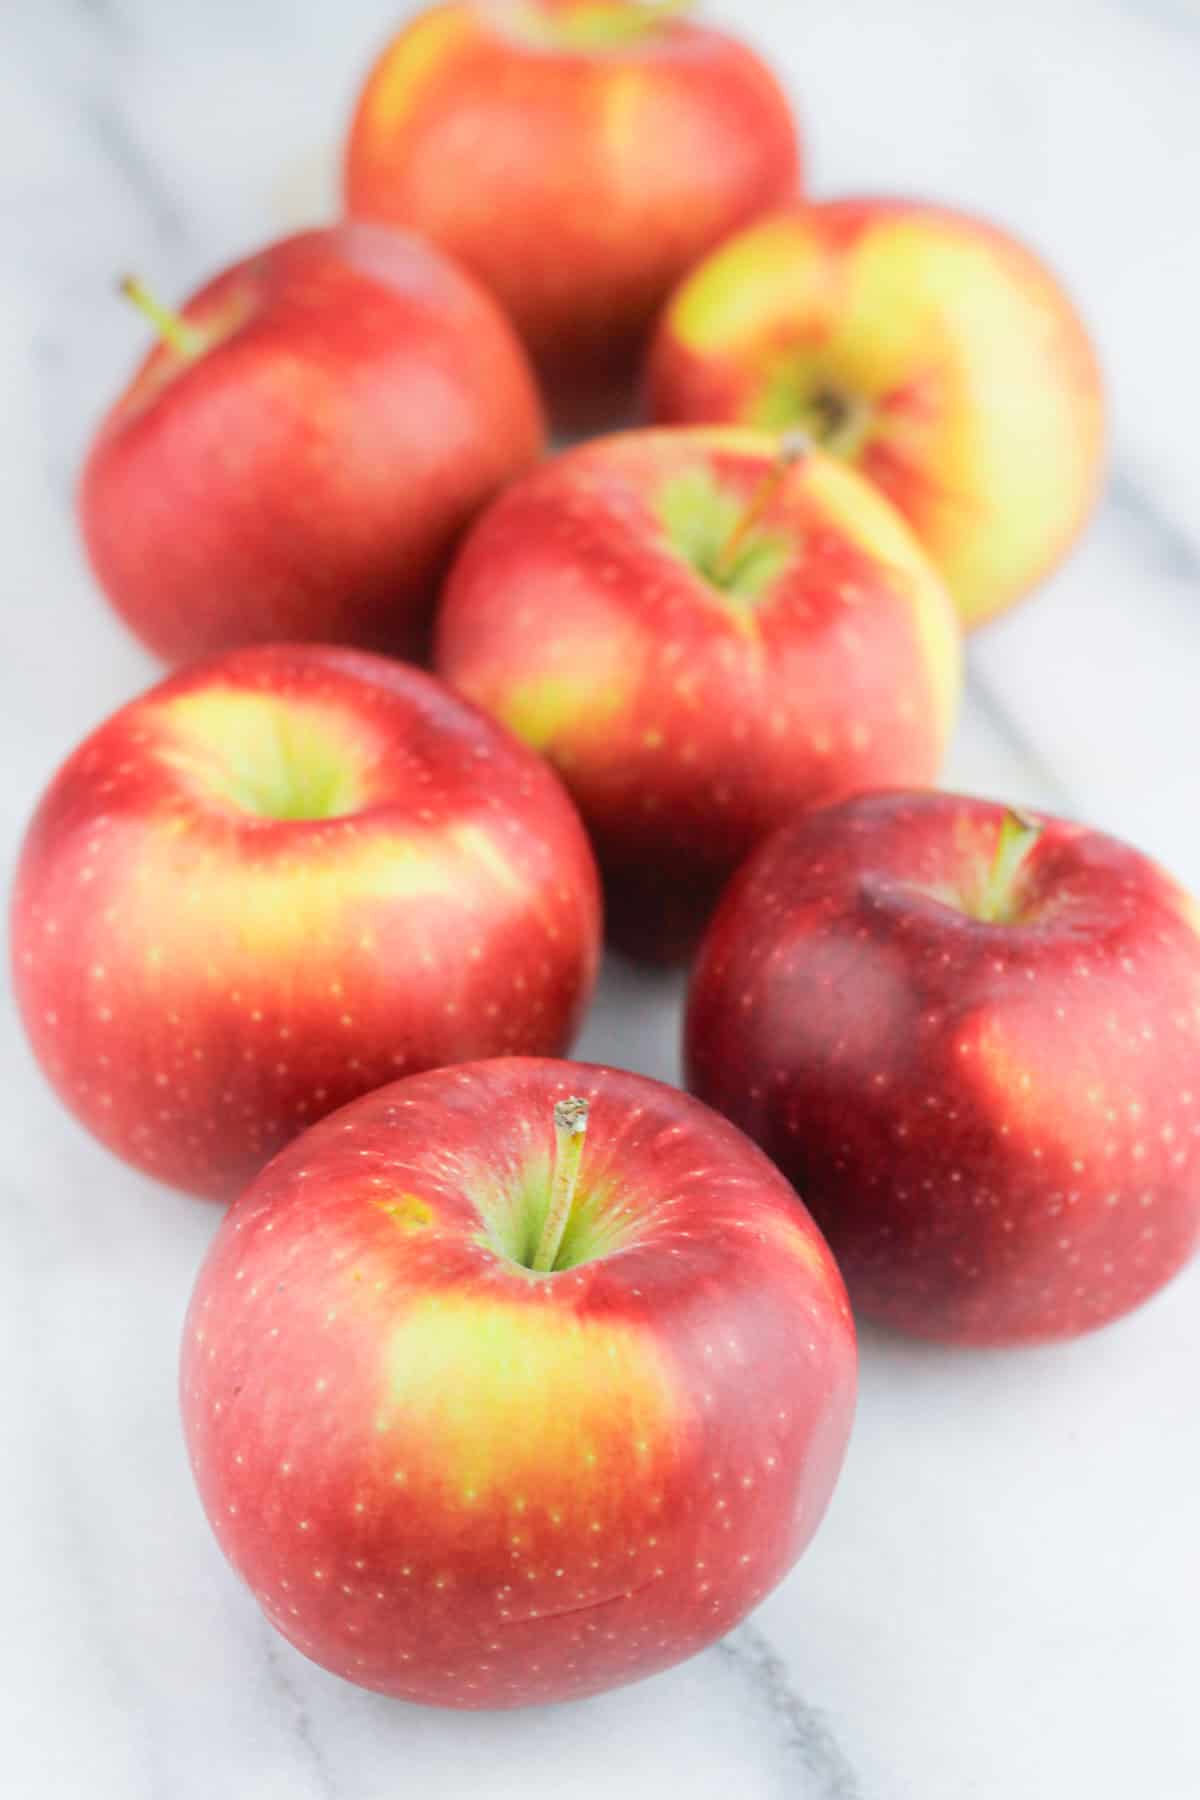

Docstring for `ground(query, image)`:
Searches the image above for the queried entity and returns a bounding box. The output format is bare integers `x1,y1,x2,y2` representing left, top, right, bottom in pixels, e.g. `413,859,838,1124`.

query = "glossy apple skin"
645,199,1106,629
79,225,544,664
436,427,961,961
11,646,600,1201
181,1058,856,1708
344,2,799,429
686,790,1200,1346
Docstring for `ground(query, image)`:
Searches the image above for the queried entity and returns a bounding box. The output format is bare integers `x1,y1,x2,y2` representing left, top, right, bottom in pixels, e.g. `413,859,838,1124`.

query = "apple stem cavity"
638,0,696,24
532,1096,590,1273
978,807,1043,923
711,431,810,586
118,274,203,359
527,0,696,52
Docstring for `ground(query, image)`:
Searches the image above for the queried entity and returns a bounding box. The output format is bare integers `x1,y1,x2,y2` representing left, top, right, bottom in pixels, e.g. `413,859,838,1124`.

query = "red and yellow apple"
11,645,600,1201
436,426,961,960
79,224,544,665
686,791,1200,1345
645,199,1106,628
344,0,800,429
181,1057,856,1707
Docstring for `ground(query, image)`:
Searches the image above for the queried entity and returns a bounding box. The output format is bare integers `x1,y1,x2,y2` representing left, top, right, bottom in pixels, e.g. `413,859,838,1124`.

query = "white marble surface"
3,1,1200,1794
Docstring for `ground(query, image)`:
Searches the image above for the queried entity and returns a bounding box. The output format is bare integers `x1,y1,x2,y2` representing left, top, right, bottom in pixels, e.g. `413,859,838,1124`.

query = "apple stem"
711,431,810,585
978,808,1043,923
531,1097,590,1273
118,274,202,358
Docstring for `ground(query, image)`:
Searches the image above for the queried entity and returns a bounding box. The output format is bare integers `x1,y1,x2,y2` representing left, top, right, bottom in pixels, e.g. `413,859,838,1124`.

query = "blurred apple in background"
436,426,961,960
344,0,800,430
686,790,1200,1345
181,1057,856,1707
645,199,1105,628
11,646,600,1201
79,224,544,665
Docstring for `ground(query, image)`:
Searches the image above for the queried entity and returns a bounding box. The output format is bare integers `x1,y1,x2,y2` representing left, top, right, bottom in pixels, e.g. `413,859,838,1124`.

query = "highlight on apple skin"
645,198,1106,629
180,1057,857,1708
435,425,961,961
11,645,601,1202
685,790,1200,1347
79,224,545,666
344,0,800,430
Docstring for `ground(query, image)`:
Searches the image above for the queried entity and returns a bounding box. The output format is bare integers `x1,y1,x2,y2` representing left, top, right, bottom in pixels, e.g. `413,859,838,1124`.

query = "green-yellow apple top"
645,198,1106,628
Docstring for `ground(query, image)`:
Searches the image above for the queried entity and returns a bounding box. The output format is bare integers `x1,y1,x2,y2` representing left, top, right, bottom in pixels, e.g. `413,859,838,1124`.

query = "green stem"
978,808,1043,923
119,274,202,358
711,431,810,586
531,1097,589,1273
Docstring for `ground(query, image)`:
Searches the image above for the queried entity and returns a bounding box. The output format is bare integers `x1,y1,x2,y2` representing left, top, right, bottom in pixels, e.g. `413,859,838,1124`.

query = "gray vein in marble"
1109,0,1200,43
68,0,135,43
963,664,1077,812
716,1622,862,1800
262,1631,341,1800
21,1273,163,1797
1105,468,1200,585
31,328,78,502
81,91,186,247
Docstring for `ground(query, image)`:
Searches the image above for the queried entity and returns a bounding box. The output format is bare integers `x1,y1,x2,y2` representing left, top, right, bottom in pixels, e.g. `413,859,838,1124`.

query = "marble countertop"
4,1,1199,1795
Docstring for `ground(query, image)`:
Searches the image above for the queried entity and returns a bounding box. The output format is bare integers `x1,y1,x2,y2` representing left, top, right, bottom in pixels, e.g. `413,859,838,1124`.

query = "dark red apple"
686,790,1200,1346
11,644,600,1201
181,1057,856,1707
79,225,544,664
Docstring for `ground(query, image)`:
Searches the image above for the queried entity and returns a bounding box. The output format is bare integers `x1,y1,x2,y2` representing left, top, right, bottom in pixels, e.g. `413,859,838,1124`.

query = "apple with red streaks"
436,425,961,960
344,0,800,429
11,645,600,1201
686,790,1200,1346
79,224,544,664
644,198,1105,629
181,1057,856,1707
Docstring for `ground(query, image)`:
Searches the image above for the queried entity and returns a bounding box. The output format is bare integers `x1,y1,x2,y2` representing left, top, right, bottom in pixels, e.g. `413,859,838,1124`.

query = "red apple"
180,1056,856,1707
435,426,961,960
644,198,1106,629
344,0,800,429
686,790,1200,1346
11,645,600,1201
79,224,544,665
